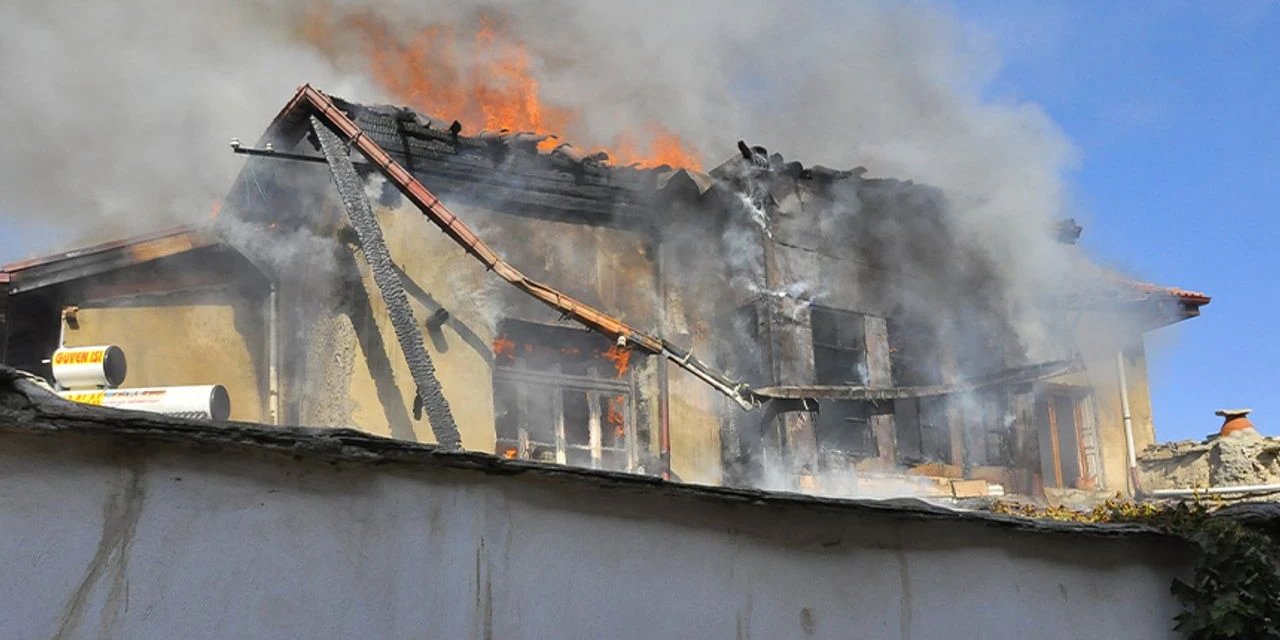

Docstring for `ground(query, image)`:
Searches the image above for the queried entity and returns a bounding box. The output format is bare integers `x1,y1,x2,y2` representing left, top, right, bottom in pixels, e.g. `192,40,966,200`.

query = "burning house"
0,85,1209,500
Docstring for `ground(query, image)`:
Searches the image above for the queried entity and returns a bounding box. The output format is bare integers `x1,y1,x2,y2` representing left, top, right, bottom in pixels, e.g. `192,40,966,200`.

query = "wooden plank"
1047,398,1064,488
950,479,989,499
864,315,896,464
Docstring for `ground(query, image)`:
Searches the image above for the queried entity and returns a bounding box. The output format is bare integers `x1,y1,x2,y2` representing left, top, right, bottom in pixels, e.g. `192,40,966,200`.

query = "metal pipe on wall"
267,285,281,425
1151,483,1280,498
658,357,672,479
1116,350,1140,494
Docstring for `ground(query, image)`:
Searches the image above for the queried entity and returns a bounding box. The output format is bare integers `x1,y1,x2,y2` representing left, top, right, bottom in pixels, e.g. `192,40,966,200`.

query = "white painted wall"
0,431,1189,640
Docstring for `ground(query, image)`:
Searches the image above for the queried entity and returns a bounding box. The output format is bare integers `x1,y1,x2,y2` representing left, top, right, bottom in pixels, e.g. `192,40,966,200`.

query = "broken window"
961,390,1016,467
887,316,952,464
810,306,877,462
1036,386,1101,489
892,397,951,465
886,315,940,387
812,306,868,385
492,320,637,471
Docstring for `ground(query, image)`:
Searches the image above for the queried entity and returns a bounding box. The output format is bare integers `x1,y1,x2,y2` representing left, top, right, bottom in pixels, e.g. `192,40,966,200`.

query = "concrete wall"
0,426,1190,640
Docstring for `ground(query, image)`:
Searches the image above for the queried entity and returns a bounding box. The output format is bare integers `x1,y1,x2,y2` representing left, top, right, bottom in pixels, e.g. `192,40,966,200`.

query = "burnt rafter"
311,115,462,450
754,358,1085,402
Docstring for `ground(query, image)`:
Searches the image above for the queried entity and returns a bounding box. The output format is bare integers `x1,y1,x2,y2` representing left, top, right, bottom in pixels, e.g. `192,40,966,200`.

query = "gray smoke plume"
0,1,1069,255
0,0,1162,498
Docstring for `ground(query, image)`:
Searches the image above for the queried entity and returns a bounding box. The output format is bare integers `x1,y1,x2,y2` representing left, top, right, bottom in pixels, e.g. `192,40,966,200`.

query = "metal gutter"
1116,351,1140,495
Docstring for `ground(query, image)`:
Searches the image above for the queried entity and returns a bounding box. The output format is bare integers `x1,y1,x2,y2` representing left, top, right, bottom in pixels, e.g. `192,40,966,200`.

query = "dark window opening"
963,390,1015,467
492,320,637,472
893,397,951,465
810,307,877,462
887,315,953,465
886,315,941,386
816,400,877,464
812,306,868,385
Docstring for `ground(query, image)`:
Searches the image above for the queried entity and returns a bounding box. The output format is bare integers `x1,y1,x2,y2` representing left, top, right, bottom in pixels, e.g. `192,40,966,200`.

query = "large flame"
302,8,701,170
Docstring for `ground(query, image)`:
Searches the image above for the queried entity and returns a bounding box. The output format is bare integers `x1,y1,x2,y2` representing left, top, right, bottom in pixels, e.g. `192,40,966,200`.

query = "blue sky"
949,1,1280,440
0,2,1274,442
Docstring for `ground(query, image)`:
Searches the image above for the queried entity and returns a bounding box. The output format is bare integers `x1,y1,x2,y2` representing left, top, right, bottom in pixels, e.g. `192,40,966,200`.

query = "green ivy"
992,497,1280,638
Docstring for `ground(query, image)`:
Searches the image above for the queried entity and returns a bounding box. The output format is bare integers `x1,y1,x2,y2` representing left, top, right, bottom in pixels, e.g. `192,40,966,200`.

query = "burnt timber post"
864,315,897,464
311,116,462,450
755,184,819,478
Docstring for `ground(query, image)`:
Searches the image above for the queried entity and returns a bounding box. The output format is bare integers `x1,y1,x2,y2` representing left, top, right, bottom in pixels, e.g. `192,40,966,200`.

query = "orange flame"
302,7,700,169
492,335,516,362
209,200,222,221
602,344,631,378
606,395,626,436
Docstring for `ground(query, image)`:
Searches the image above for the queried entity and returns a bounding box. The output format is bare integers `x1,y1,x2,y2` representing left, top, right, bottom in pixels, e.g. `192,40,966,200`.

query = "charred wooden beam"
312,115,462,450
754,359,1084,402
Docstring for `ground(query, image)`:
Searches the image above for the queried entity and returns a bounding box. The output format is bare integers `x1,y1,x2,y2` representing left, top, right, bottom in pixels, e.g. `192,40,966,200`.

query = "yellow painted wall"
1045,310,1156,495
66,302,266,423
667,363,724,485
330,199,659,452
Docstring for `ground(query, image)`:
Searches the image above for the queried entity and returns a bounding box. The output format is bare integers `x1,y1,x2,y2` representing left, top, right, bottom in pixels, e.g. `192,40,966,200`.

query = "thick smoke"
0,1,370,247
1,1,1069,257
1,1,1125,497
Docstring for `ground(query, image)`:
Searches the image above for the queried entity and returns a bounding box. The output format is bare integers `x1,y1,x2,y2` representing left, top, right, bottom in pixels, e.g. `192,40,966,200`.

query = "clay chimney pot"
1215,408,1256,437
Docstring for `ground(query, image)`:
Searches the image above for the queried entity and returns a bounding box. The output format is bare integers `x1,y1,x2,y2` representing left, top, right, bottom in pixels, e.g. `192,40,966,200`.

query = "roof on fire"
1,86,1210,316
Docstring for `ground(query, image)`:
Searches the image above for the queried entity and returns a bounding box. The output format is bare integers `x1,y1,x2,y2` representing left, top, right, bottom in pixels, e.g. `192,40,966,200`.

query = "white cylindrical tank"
57,385,231,421
51,345,127,389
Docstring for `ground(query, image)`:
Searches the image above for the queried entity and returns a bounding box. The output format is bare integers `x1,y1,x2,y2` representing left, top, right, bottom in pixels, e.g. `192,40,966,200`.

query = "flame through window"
492,320,637,471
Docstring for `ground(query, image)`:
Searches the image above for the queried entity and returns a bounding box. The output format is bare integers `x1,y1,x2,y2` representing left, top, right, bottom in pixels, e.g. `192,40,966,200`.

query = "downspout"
658,358,672,479
1116,350,1140,494
267,284,281,425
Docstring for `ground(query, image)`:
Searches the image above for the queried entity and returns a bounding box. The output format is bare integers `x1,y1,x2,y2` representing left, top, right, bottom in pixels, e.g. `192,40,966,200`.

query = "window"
812,306,868,385
492,320,637,471
887,316,951,464
886,315,940,386
1036,386,1101,489
892,397,951,465
962,390,1015,467
810,307,877,462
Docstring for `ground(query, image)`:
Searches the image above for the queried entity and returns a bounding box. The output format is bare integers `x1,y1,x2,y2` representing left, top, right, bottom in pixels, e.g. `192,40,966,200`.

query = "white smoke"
0,1,1069,256
0,0,1136,498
